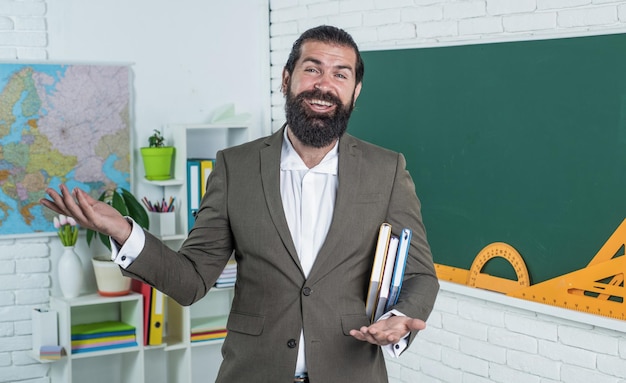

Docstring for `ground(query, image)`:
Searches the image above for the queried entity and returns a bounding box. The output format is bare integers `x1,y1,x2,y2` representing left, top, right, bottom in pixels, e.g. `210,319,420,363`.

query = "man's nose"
314,73,332,91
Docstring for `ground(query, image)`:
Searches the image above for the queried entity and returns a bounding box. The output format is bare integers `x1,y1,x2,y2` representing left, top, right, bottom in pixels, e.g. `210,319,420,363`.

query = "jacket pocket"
227,311,265,336
341,314,370,336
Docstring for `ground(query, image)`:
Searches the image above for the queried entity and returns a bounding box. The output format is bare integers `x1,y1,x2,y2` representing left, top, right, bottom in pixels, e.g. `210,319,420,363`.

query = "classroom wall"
268,1,626,382
0,1,270,382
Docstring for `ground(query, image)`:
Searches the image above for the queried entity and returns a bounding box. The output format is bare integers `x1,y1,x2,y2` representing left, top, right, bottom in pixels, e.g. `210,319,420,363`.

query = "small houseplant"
140,129,176,180
87,187,149,296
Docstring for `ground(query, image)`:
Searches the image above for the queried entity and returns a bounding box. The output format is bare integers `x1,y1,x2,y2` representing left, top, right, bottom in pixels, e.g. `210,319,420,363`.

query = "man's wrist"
110,217,145,267
111,217,133,246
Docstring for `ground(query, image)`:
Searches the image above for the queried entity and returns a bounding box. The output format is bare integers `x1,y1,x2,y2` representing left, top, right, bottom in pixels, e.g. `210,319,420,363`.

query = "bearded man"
41,25,439,383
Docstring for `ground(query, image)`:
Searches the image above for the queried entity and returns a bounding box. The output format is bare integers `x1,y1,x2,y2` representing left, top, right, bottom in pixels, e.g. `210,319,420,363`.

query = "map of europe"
0,64,130,236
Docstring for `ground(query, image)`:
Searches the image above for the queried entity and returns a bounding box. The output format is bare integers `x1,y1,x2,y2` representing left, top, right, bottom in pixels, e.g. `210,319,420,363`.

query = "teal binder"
186,159,201,232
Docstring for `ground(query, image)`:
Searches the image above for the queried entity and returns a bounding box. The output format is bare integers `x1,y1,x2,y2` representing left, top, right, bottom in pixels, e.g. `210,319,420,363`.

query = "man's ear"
281,68,290,96
353,82,363,106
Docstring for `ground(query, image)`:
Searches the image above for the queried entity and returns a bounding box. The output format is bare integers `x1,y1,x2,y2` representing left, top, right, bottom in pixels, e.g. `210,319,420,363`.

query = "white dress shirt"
280,129,338,375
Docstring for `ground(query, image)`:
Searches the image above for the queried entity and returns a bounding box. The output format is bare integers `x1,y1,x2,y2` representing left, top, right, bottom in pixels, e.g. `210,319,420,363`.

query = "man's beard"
285,88,354,148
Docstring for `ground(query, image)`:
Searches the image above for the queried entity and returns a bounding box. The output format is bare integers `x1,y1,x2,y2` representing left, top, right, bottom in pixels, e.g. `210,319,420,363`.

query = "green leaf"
111,189,129,216
121,188,149,229
86,228,95,246
72,227,78,245
99,232,111,251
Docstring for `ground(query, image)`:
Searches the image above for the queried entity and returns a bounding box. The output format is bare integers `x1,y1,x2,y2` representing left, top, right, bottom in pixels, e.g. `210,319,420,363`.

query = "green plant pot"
140,147,175,180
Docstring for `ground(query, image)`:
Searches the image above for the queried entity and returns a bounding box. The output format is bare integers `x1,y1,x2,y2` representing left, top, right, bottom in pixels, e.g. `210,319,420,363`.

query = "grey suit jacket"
124,127,439,382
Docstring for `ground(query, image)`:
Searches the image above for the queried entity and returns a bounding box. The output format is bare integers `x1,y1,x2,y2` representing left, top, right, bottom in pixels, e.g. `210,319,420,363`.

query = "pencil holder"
149,212,176,236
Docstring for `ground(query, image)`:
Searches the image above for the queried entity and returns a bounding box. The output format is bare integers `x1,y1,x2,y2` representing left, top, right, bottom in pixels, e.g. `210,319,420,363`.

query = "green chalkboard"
348,33,626,284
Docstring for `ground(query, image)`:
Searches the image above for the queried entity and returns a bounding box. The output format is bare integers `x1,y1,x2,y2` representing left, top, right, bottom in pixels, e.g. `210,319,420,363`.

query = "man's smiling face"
282,41,362,148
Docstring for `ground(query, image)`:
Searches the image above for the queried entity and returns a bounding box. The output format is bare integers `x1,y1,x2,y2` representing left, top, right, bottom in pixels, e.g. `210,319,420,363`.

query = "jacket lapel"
259,127,301,271
260,130,363,281
307,134,362,282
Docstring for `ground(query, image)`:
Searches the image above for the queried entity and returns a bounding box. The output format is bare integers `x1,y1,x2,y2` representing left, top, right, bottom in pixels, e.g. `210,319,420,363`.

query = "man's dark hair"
284,25,364,85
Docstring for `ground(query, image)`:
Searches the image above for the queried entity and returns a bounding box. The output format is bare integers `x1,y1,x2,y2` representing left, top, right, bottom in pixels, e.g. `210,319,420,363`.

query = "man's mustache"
294,89,344,108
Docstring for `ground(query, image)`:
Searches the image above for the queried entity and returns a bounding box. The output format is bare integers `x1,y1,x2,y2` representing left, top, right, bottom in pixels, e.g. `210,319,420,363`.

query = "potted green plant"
140,129,176,180
87,187,149,296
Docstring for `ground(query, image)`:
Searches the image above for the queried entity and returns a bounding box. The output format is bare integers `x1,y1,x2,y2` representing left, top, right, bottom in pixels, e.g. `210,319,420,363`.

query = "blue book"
72,341,138,354
386,228,412,310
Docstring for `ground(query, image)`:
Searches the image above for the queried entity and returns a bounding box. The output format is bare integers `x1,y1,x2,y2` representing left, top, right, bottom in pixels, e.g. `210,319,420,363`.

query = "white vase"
58,246,84,299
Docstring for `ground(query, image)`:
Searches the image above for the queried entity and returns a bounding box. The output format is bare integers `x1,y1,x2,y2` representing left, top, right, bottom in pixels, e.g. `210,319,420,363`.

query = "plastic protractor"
468,242,530,294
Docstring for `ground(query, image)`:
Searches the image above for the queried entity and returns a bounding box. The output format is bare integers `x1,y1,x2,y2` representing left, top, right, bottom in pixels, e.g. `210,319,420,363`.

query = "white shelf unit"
142,123,249,238
44,124,249,383
138,123,246,382
49,288,234,383
49,293,144,383
48,124,247,383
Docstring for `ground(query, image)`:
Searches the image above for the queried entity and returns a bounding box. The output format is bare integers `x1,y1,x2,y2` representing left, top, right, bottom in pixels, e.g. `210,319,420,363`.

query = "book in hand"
365,224,414,322
373,235,399,321
385,227,412,311
365,223,392,321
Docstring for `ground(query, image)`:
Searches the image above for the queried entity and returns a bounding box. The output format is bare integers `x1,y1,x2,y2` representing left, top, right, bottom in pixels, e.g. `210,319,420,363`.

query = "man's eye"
336,73,347,79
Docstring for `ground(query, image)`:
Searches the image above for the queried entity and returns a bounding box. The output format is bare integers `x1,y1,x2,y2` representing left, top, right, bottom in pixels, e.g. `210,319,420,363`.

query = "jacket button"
287,339,297,348
302,287,311,296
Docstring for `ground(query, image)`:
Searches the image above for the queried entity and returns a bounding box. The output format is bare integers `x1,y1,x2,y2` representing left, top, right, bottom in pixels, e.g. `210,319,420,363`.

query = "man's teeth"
310,99,332,106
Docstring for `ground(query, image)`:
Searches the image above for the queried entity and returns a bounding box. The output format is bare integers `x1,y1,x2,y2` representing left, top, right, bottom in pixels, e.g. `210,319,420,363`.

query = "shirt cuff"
379,309,409,358
110,217,146,269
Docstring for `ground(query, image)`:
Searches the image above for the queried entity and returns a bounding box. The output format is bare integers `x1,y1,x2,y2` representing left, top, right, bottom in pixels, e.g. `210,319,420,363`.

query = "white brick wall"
387,287,626,382
0,238,52,382
268,1,626,382
0,0,46,61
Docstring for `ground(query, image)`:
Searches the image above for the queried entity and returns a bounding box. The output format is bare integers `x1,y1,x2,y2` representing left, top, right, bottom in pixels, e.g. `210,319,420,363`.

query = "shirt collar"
280,127,339,175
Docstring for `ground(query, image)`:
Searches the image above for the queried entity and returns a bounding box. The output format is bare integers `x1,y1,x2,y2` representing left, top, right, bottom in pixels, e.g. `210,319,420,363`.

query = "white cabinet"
49,293,144,383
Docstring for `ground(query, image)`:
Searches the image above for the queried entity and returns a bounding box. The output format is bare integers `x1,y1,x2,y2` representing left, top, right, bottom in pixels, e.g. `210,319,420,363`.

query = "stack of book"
71,321,137,354
214,259,237,288
365,223,413,322
190,315,228,343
